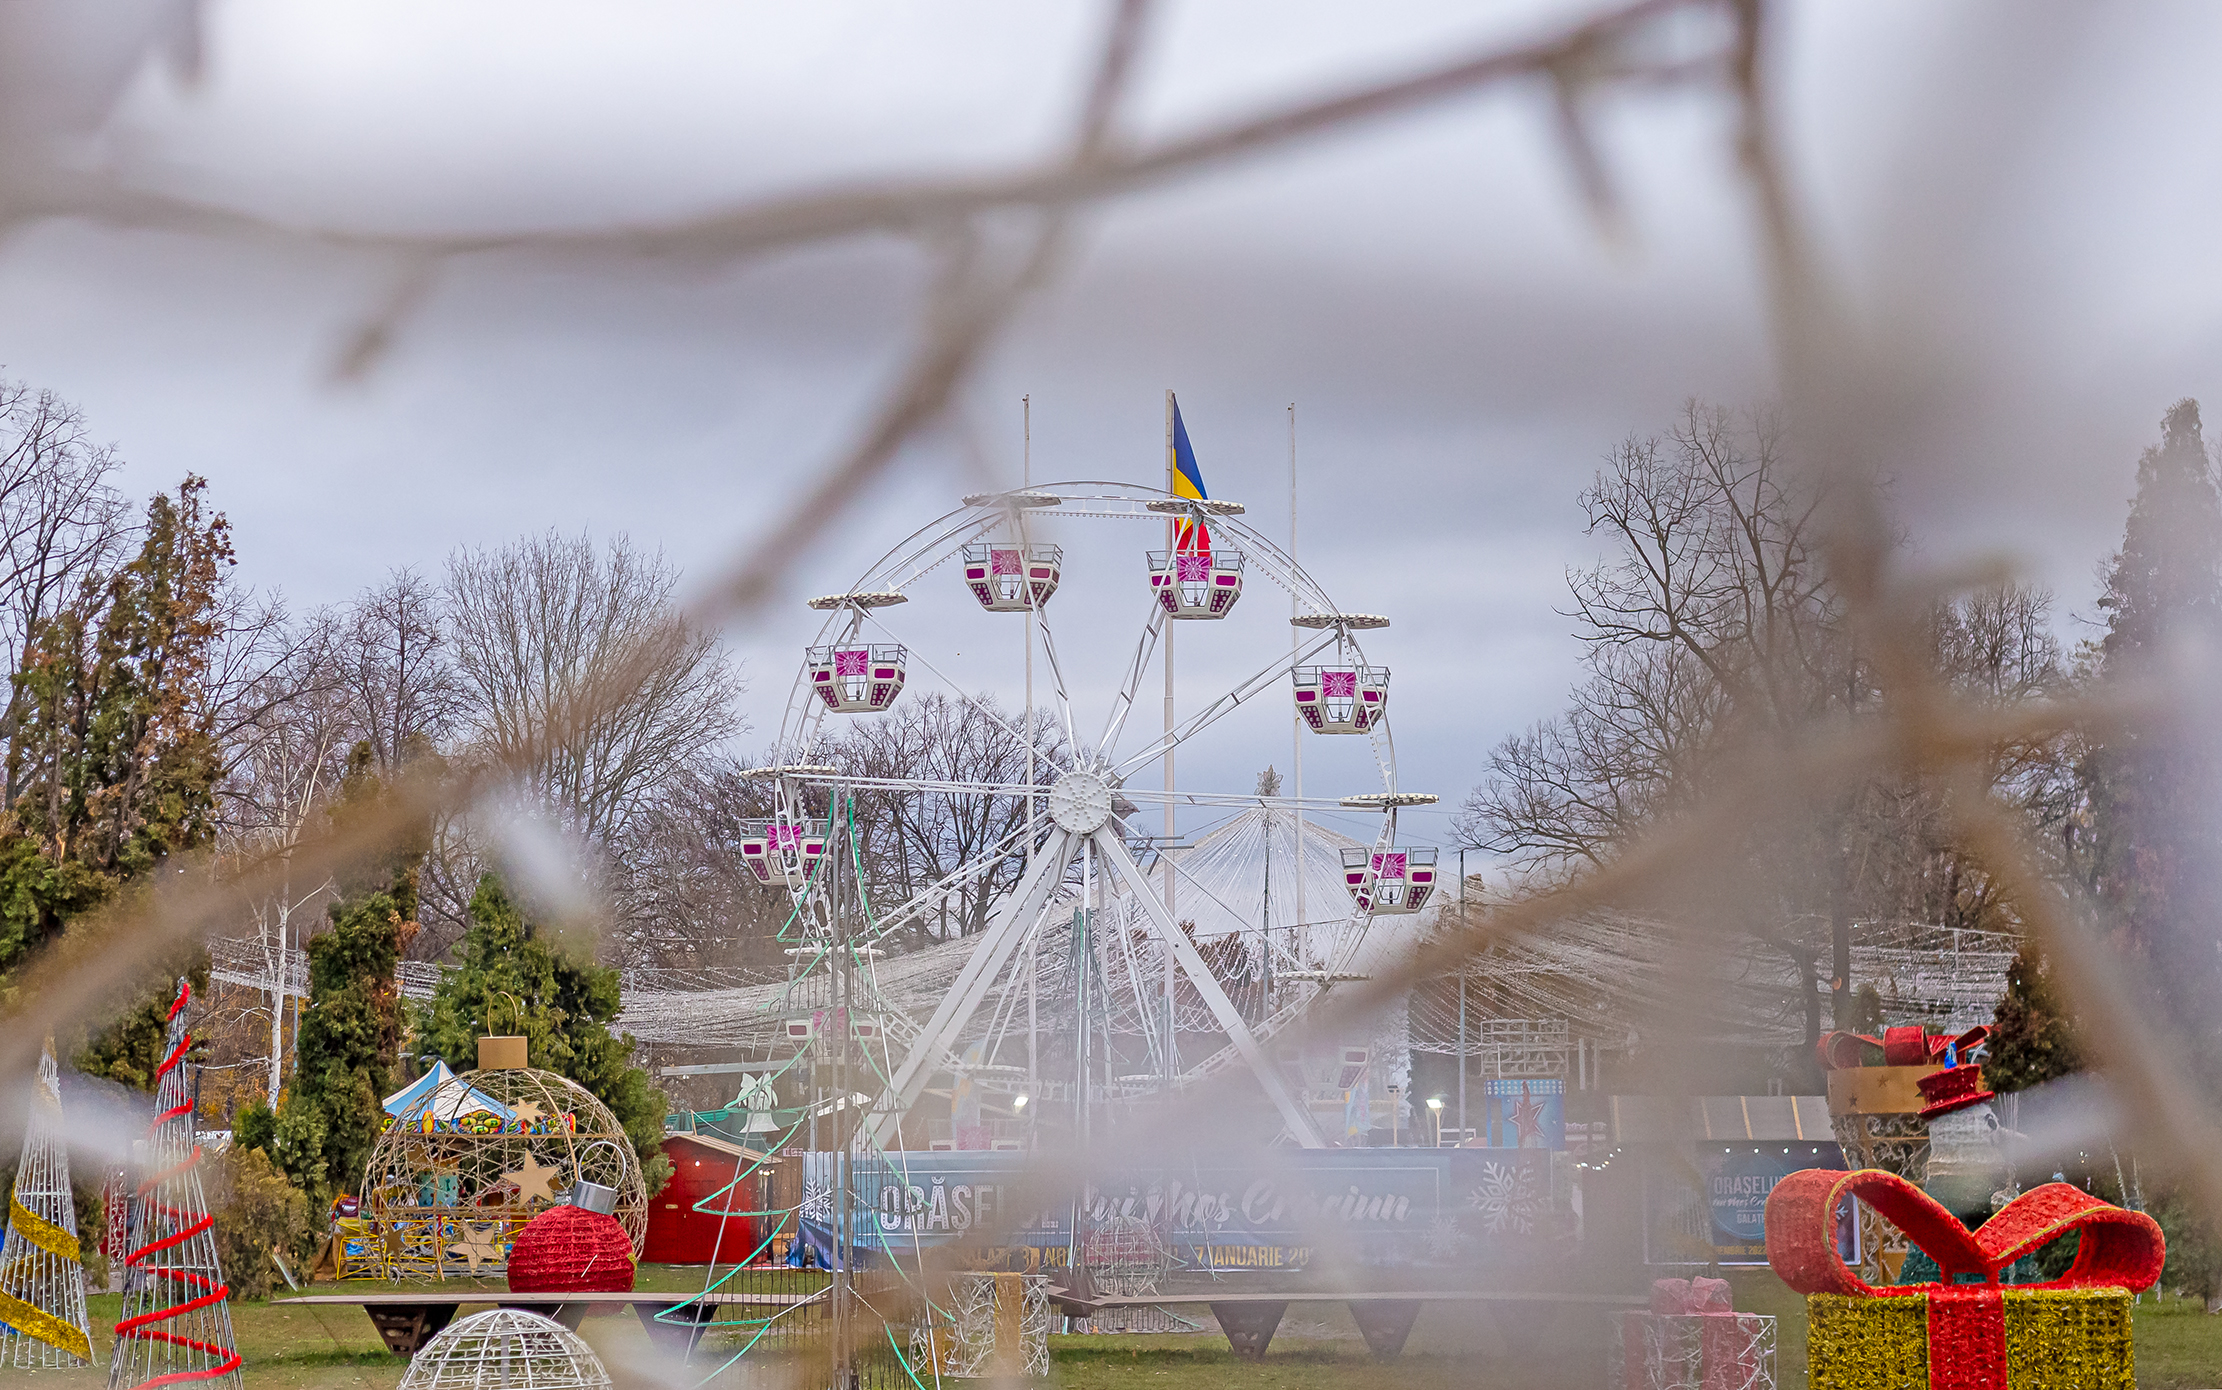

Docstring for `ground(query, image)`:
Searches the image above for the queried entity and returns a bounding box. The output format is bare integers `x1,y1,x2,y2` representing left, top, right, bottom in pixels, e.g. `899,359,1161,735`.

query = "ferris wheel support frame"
859,818,1328,1150
862,829,1077,1151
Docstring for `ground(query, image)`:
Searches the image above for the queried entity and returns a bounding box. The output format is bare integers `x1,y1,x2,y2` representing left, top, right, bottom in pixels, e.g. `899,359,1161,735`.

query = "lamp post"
1426,1095,1444,1147
1387,1084,1400,1147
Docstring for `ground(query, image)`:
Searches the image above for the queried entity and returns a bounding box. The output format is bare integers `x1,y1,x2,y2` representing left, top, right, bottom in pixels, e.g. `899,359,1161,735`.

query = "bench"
1055,1288,1647,1360
286,1284,1647,1365
277,1289,824,1359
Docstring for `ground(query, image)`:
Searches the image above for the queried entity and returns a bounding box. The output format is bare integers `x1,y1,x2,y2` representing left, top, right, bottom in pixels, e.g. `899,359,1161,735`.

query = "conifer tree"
2082,399,2222,1068
417,874,669,1191
0,478,231,1085
1983,938,2081,1093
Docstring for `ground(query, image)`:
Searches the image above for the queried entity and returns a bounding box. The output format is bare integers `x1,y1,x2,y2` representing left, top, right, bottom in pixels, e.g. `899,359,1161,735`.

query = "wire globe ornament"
364,1066,645,1281
398,1308,613,1390
1080,1213,1176,1299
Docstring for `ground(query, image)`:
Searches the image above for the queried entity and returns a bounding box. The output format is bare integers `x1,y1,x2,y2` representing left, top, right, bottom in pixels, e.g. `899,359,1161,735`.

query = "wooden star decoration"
382,1225,407,1256
504,1154,566,1203
448,1223,502,1274
509,1099,547,1127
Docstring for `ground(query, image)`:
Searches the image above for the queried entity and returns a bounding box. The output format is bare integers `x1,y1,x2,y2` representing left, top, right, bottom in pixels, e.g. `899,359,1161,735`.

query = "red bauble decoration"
506,1204,637,1294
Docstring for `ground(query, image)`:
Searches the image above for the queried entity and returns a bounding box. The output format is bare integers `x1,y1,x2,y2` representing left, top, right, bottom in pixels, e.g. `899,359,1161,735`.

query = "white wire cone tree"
109,981,239,1390
1,1039,94,1369
749,481,1437,1150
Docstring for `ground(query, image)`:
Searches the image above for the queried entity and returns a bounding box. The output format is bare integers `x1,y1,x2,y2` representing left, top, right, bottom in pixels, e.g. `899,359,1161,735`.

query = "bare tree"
213,609,356,1100
1463,404,1841,879
613,756,795,972
1460,405,2075,1058
445,530,744,869
826,693,1065,941
0,382,132,797
344,568,463,773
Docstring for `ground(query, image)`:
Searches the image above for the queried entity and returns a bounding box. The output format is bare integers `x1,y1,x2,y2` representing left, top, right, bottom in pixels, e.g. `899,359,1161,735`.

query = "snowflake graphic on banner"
1423,1216,1466,1259
800,1179,836,1223
1468,1161,1544,1235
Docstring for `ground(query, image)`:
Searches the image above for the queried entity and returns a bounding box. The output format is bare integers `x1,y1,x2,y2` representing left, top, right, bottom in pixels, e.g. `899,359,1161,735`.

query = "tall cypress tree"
0,478,232,1086
2082,399,2222,1069
417,874,669,1193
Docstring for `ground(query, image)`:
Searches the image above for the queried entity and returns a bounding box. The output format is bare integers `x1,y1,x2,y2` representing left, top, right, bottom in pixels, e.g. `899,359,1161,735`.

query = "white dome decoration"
398,1309,612,1390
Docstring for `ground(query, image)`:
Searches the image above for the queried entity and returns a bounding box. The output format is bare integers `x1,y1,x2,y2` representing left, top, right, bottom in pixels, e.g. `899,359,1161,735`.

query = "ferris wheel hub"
1048,769,1115,834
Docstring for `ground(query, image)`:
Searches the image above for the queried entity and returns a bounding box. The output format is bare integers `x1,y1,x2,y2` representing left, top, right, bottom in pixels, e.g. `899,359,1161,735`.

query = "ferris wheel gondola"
760,481,1436,1149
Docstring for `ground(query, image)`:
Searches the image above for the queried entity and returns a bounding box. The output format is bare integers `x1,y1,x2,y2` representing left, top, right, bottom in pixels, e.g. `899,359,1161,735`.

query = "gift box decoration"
1765,1168,2163,1390
1608,1276,1776,1390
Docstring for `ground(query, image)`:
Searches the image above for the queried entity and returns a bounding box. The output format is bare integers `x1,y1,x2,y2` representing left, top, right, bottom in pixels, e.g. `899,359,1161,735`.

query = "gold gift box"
1805,1288,2132,1390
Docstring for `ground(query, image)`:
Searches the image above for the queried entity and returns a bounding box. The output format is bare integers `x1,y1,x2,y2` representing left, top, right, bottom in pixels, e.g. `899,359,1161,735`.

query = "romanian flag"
1170,396,1210,553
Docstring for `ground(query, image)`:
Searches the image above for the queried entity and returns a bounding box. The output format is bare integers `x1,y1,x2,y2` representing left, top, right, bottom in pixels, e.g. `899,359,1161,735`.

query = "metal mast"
1161,389,1177,1086
829,801,852,1388
1290,404,1304,969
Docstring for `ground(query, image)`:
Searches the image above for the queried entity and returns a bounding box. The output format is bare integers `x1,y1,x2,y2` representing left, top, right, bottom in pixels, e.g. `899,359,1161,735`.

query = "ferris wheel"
745,481,1437,1149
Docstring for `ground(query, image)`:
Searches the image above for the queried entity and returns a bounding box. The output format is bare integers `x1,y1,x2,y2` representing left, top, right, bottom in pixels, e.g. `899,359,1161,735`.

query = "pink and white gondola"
1340,845,1438,915
738,817,830,887
962,542,1061,612
1146,547,1243,618
806,643,907,713
1293,664,1389,733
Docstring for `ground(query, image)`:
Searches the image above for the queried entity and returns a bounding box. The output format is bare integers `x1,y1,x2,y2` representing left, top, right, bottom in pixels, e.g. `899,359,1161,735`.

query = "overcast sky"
0,1,2218,862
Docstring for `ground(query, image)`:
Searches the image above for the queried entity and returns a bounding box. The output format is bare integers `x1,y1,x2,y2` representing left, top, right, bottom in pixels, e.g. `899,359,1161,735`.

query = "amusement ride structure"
742,455,1439,1151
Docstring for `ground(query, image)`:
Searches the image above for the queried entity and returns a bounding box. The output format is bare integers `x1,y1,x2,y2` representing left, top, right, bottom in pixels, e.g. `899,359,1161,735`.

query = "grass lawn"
10,1267,2219,1389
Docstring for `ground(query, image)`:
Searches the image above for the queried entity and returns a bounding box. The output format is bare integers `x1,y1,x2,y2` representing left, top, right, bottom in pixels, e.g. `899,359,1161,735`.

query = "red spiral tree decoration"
110,981,240,1390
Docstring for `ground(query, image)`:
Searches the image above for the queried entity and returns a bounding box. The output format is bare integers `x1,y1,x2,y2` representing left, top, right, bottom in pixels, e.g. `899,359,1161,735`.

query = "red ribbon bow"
1766,1169,2164,1390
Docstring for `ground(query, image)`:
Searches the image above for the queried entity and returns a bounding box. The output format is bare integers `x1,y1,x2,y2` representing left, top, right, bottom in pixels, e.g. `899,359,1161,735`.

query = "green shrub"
206,1145,313,1301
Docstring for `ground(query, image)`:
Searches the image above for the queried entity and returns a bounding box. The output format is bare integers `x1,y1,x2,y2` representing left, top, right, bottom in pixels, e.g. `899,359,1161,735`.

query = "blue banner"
1481,1078,1565,1149
800,1148,1562,1273
1700,1146,1844,1262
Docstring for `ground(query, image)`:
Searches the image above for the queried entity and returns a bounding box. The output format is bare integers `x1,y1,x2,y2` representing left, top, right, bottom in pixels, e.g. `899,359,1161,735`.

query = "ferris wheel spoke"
858,510,1005,596
853,815,1042,945
1109,627,1340,781
1093,599,1168,760
857,608,1067,771
1027,604,1084,759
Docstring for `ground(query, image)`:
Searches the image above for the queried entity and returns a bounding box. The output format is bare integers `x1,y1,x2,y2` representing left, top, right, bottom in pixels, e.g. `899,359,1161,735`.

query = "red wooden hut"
645,1133,778,1265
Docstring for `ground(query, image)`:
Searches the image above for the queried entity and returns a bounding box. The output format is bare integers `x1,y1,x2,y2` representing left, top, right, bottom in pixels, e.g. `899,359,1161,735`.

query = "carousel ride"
742,479,1439,1151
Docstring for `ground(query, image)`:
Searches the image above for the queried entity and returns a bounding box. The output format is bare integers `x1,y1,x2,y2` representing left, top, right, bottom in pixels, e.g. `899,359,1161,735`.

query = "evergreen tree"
2082,399,2222,1069
417,874,669,1192
1984,938,2081,1093
256,743,430,1201
0,478,231,1086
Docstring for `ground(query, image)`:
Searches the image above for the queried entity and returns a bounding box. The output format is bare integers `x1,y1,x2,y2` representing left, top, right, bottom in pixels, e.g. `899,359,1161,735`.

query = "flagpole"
1289,404,1303,982
1024,394,1037,1129
1162,388,1177,1088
